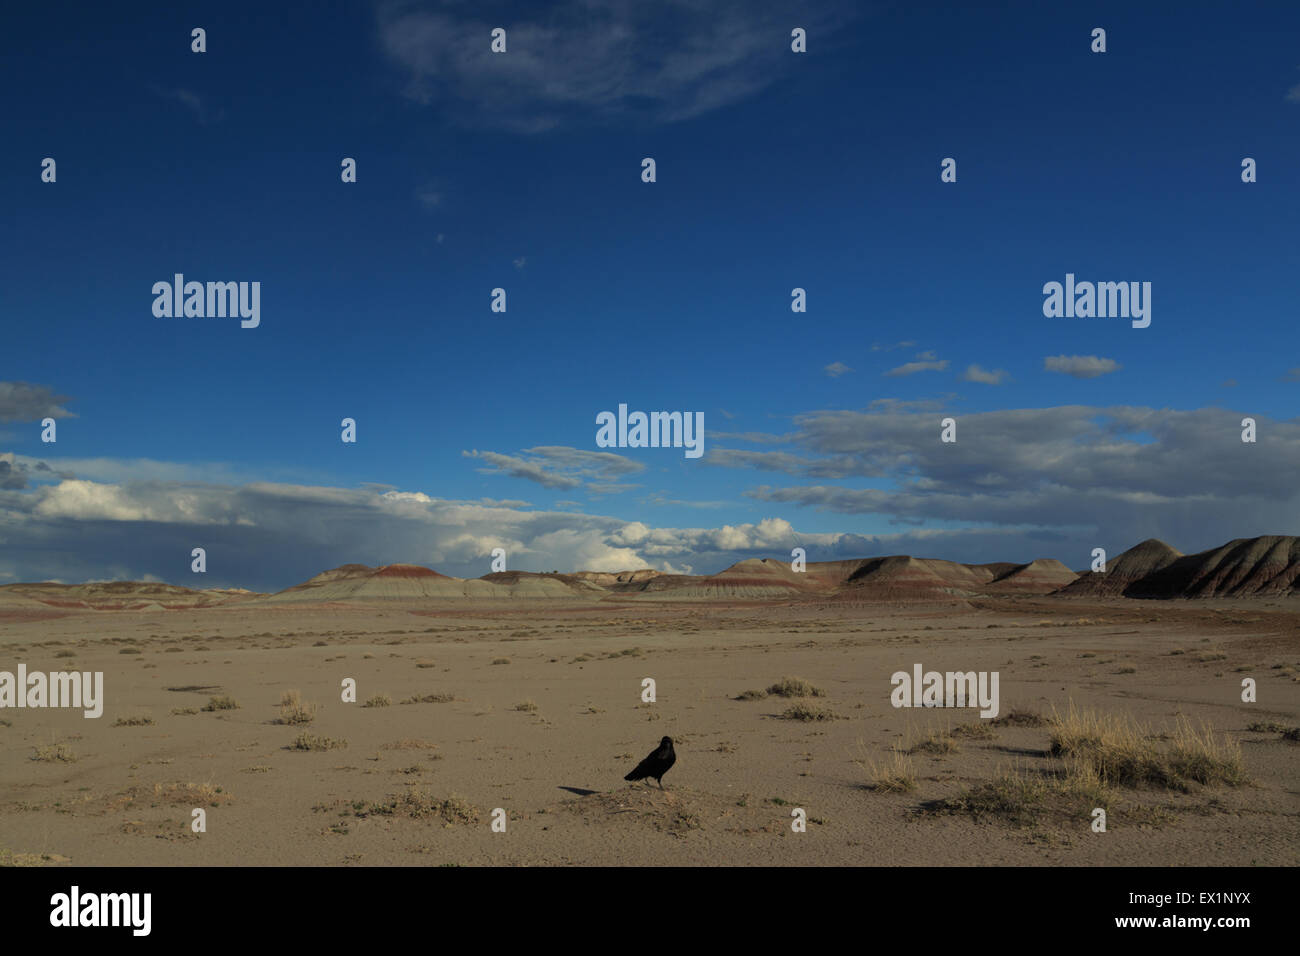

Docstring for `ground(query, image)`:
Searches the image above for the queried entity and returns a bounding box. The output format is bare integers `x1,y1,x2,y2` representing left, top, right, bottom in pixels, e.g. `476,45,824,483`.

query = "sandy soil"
1,596,1297,866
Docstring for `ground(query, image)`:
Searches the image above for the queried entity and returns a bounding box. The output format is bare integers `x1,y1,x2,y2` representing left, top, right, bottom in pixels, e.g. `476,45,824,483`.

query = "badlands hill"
256,563,600,604
256,553,1081,604
7,535,1300,609
1057,535,1300,598
0,579,262,611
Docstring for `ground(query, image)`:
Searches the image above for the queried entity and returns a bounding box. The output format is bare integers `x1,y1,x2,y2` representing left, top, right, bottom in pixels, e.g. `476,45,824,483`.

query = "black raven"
624,736,676,789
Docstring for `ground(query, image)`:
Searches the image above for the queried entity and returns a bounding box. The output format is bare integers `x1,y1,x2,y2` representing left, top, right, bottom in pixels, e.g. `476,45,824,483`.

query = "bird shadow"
558,786,599,796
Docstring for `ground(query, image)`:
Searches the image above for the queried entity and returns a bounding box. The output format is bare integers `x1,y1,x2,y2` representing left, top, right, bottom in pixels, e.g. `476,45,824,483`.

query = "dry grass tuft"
113,715,155,727
1048,703,1247,791
766,676,826,698
780,702,840,722
856,743,917,793
31,742,77,763
277,690,317,724
288,732,348,752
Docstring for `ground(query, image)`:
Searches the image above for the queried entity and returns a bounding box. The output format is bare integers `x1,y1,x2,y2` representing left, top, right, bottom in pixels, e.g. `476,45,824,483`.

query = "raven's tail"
624,766,647,781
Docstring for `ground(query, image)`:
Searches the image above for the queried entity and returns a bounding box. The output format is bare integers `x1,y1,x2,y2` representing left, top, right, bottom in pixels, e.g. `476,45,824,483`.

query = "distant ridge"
257,563,594,604
0,580,264,611
6,535,1300,608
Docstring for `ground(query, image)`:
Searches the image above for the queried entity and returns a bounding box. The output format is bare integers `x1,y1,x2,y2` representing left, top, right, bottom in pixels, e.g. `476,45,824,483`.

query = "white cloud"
885,359,948,377
0,382,75,422
1044,355,1121,378
376,0,856,132
962,364,1008,385
464,446,643,490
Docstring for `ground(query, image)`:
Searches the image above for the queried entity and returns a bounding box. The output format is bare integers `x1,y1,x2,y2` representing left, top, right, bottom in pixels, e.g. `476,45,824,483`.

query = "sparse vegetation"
780,702,840,722
362,694,392,708
991,708,1046,728
907,730,960,755
0,848,70,867
490,658,511,665
277,690,317,724
31,742,77,763
289,733,347,752
170,707,199,716
113,715,155,727
926,763,1110,828
400,693,454,705
1048,704,1247,791
202,695,239,712
348,788,479,824
735,689,767,701
514,699,539,713
1246,720,1288,733
951,721,997,740
858,745,917,793
380,739,438,751
766,676,826,698
149,782,230,807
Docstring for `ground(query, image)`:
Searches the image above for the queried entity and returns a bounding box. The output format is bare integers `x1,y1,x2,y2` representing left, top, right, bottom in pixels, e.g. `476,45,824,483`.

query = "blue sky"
3,0,1300,589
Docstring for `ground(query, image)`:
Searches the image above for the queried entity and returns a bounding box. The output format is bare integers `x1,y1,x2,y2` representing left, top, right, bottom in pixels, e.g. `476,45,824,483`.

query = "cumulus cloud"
823,361,853,378
0,454,64,490
0,476,873,589
1044,355,1121,378
0,382,75,422
0,458,28,490
962,364,1008,385
725,404,1300,556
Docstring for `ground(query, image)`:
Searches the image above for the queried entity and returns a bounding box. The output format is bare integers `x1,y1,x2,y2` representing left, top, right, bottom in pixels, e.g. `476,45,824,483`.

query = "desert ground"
2,594,1297,867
